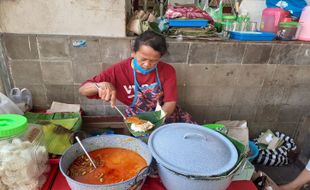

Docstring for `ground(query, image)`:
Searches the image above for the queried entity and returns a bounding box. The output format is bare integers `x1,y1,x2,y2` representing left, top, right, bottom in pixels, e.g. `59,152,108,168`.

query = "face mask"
133,57,157,75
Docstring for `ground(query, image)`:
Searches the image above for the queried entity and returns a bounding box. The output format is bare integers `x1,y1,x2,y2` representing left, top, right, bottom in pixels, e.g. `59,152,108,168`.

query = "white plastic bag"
8,88,32,112
0,92,23,114
239,0,266,26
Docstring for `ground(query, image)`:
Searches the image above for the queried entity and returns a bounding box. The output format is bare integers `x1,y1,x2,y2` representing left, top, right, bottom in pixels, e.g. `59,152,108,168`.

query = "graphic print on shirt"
123,83,157,99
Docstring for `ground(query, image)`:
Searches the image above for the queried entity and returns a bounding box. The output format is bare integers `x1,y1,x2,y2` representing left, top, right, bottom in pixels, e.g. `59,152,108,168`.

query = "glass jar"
0,114,49,190
278,22,298,40
221,22,233,39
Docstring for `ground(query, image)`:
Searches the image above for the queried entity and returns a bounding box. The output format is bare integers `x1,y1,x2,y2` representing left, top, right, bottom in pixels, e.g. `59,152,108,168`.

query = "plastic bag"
216,120,249,151
127,10,156,35
204,0,223,22
0,92,23,114
266,0,307,18
8,88,32,112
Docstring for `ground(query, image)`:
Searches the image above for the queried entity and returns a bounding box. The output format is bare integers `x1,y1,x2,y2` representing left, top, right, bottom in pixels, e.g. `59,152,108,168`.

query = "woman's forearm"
162,101,176,118
79,82,98,96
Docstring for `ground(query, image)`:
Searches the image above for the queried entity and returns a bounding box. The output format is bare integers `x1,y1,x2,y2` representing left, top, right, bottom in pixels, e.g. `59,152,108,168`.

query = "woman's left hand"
162,101,176,118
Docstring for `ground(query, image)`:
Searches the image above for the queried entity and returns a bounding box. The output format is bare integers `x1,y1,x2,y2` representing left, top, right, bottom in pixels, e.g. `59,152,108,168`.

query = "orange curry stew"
68,148,147,185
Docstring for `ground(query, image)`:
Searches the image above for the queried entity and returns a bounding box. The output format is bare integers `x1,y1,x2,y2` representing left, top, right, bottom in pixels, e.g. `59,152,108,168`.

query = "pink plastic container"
297,6,310,41
261,8,290,33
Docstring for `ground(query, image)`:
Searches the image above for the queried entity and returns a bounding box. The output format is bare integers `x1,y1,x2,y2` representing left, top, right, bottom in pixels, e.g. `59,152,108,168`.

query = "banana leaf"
126,110,165,137
24,112,82,155
200,124,247,178
42,123,72,155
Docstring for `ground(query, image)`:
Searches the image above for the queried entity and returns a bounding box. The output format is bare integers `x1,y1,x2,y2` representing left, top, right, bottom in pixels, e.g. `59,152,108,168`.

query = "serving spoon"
114,106,126,120
94,83,126,120
75,136,97,169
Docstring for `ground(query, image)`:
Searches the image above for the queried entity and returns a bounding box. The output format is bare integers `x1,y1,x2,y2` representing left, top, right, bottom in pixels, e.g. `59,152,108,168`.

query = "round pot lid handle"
184,133,207,141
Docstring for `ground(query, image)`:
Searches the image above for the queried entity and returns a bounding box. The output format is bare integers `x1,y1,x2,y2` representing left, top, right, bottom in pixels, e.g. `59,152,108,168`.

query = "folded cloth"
168,25,217,38
165,4,214,22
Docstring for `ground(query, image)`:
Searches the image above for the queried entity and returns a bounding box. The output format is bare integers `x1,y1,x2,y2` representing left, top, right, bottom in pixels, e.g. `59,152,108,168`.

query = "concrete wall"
297,116,310,165
0,80,3,93
0,0,129,37
2,33,310,139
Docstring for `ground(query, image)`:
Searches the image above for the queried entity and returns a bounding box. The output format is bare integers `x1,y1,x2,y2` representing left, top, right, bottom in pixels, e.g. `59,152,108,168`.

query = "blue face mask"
133,58,157,75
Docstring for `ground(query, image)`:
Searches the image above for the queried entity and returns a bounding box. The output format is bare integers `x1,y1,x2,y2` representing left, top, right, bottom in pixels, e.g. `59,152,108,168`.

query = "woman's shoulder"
116,58,132,66
108,58,132,71
158,61,176,72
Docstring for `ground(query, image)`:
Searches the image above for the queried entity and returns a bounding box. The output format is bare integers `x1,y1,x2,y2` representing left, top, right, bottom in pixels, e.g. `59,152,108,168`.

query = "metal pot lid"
148,123,238,177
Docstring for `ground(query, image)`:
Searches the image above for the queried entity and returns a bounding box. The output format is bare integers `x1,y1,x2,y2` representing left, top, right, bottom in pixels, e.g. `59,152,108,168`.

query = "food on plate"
125,116,154,132
68,148,147,185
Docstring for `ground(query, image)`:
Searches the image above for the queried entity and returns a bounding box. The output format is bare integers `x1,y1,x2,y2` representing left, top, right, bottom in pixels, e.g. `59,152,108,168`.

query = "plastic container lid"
230,31,277,41
148,123,238,177
222,15,236,21
0,114,28,138
203,124,225,130
279,22,298,28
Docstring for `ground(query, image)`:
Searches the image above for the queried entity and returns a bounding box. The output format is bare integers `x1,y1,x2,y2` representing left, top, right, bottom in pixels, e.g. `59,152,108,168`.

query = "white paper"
46,101,80,113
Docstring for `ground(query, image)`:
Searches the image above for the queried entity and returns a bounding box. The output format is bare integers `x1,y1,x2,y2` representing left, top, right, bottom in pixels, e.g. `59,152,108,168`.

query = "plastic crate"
230,31,276,41
168,19,209,27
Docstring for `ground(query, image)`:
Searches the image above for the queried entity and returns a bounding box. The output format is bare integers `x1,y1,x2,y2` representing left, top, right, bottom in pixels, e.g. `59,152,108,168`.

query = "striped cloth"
254,131,297,166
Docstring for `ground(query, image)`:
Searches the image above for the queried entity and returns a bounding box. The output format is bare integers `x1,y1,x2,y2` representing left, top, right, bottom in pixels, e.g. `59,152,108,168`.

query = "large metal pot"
148,123,240,190
158,164,233,190
59,135,152,190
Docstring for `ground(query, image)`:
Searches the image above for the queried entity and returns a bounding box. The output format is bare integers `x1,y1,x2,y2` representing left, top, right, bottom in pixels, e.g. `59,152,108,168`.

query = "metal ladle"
94,83,126,120
75,136,97,169
114,106,126,120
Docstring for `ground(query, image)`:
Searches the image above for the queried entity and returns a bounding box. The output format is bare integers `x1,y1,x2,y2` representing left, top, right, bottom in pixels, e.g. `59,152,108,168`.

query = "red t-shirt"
81,58,177,106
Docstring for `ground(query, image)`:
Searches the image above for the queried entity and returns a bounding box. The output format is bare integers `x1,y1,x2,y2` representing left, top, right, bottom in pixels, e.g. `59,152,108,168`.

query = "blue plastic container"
248,141,259,162
168,19,209,27
230,31,277,41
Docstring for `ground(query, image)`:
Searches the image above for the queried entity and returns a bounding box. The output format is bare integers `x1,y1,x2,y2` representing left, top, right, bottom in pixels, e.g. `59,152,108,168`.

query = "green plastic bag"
205,0,223,22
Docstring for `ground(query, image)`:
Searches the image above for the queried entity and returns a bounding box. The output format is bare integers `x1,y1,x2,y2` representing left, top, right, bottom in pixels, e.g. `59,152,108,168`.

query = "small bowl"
248,141,259,162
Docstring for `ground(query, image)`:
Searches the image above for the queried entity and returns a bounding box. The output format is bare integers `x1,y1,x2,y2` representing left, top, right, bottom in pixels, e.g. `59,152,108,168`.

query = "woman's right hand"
95,82,117,107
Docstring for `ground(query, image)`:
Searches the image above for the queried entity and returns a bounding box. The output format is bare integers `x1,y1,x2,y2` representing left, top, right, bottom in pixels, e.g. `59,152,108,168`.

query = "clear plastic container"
261,8,290,33
0,114,49,190
278,22,298,40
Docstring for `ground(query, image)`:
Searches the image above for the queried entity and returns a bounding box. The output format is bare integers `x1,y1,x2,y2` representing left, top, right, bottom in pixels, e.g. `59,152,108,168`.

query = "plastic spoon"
75,136,97,169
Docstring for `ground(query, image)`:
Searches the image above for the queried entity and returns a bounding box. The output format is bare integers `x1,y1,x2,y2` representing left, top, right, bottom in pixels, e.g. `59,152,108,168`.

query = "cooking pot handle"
184,133,207,141
130,166,150,186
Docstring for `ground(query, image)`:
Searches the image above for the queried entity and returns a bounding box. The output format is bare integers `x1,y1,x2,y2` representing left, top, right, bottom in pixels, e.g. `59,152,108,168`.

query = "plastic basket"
230,31,276,41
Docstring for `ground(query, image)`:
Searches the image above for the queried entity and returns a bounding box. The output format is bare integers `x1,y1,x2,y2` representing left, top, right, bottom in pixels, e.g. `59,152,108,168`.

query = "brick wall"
1,33,310,138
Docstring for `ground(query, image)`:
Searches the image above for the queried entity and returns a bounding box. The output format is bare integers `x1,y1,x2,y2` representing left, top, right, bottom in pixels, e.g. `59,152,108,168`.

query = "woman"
79,31,194,123
278,160,310,190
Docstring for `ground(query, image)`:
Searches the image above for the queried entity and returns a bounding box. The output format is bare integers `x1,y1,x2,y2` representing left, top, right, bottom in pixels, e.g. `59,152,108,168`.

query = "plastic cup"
249,22,258,31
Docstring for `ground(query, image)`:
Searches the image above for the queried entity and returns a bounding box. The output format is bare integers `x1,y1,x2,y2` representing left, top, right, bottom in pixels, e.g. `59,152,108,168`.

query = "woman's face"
133,45,161,70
